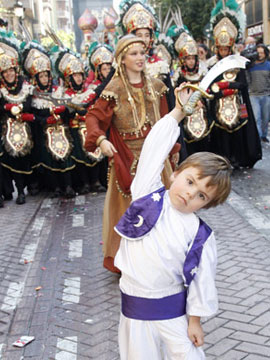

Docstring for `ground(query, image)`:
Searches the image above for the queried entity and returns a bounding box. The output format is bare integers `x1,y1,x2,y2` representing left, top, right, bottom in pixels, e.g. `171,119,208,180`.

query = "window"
246,0,253,25
254,0,262,23
246,0,263,25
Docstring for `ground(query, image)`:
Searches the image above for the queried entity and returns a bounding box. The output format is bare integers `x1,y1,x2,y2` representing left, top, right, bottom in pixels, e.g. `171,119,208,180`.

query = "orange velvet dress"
85,76,173,271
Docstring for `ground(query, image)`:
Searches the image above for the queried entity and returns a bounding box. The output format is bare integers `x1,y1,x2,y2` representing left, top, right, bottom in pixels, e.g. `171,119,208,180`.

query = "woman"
208,1,262,168
198,44,210,68
87,42,115,191
118,0,187,163
22,42,76,198
173,29,214,155
85,35,175,273
62,54,97,195
0,33,34,205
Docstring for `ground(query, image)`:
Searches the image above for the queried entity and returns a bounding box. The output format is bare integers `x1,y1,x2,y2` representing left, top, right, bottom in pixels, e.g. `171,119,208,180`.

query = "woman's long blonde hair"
114,34,161,129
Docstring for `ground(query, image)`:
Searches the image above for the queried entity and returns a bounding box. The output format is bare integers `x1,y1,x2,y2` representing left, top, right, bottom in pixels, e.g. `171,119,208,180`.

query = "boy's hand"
169,84,194,123
187,316,204,347
100,139,117,157
175,84,193,110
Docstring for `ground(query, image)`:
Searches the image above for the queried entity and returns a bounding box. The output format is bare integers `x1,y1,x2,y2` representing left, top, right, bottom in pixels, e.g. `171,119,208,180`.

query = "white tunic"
115,114,218,359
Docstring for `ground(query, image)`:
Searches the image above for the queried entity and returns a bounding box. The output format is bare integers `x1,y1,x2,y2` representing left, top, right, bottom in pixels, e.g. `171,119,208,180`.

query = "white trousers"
119,313,205,360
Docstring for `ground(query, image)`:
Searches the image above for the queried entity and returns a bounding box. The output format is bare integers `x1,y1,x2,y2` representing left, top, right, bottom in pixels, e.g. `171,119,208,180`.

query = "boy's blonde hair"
175,152,232,209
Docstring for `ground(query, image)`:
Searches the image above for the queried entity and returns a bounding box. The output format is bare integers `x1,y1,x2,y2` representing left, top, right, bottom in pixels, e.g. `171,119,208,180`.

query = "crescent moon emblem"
134,215,144,227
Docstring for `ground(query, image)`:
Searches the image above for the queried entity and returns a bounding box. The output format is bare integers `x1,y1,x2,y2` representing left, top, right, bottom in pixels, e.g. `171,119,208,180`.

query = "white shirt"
115,115,218,317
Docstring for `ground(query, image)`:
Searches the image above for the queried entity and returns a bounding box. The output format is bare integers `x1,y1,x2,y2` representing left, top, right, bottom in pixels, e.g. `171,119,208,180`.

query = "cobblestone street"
0,143,270,360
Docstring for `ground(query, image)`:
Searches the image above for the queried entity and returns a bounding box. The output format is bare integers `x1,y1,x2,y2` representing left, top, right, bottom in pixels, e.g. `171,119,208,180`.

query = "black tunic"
209,69,262,168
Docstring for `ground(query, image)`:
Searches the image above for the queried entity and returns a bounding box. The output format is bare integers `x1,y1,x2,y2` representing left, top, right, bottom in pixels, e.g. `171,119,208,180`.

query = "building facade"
244,0,270,44
0,0,74,41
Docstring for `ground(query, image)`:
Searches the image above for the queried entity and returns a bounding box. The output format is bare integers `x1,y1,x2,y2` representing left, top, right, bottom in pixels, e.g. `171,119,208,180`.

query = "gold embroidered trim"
32,162,75,172
96,135,107,147
115,179,132,198
214,119,248,133
101,90,118,104
71,156,98,167
1,162,33,175
184,121,215,143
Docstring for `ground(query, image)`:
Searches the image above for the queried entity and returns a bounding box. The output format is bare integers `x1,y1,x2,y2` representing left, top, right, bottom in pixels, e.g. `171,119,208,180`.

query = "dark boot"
16,191,26,205
51,187,62,198
65,185,76,199
0,196,4,208
78,183,90,195
28,183,39,196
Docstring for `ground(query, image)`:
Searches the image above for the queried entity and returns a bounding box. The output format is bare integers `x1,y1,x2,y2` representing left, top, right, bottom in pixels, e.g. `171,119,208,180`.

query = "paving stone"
206,338,240,357
230,330,269,345
244,355,270,360
258,325,270,337
251,314,270,327
246,303,270,316
218,302,249,313
218,311,255,323
236,342,270,357
224,321,262,333
218,349,248,360
205,327,235,344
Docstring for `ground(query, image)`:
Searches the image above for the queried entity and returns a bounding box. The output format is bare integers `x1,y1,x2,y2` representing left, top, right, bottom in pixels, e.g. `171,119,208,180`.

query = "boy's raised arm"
131,88,188,200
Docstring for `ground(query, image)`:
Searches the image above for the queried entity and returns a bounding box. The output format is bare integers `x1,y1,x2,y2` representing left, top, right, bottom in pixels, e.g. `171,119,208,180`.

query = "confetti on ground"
85,319,94,324
41,267,46,271
35,286,42,291
99,241,103,245
13,336,35,347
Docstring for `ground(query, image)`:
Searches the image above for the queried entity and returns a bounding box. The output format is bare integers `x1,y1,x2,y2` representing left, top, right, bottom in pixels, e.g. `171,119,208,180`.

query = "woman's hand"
100,139,117,157
187,316,204,347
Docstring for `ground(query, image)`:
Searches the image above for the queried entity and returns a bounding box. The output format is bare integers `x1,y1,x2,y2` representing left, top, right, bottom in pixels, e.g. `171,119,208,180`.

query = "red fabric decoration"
217,81,229,90
4,103,16,111
222,89,235,97
47,116,57,124
21,113,34,122
53,106,65,114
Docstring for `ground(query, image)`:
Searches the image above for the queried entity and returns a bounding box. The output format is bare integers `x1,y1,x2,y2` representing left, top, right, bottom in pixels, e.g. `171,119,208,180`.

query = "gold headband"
115,35,146,61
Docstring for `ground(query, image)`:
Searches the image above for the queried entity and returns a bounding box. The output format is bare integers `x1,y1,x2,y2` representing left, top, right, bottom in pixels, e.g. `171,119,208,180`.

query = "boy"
114,87,232,359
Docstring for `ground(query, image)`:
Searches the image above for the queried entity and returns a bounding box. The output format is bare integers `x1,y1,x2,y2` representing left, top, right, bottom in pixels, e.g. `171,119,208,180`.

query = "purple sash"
121,218,212,321
121,290,187,321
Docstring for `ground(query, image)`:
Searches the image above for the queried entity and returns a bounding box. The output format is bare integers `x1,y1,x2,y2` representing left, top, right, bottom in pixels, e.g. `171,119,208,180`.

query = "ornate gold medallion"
218,95,239,128
184,108,208,140
46,125,71,160
5,118,33,156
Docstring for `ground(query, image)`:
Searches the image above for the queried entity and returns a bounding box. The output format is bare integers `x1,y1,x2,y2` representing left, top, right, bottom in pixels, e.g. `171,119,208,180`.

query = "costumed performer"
207,0,261,169
117,0,187,163
0,31,34,205
57,48,98,195
172,27,214,155
88,42,115,191
114,86,232,359
22,41,76,198
85,34,175,273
